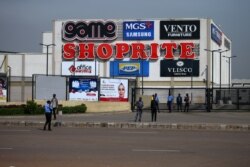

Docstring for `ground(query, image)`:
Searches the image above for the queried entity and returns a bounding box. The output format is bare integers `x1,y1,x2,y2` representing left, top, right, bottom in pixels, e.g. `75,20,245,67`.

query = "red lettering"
78,43,95,60
179,43,195,59
149,43,159,60
115,43,129,59
97,44,113,60
63,43,75,60
130,43,148,60
161,43,177,59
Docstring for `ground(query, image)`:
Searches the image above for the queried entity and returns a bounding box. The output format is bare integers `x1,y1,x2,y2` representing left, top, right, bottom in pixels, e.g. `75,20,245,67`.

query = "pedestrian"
167,93,174,113
151,94,158,122
176,93,183,112
51,94,58,120
155,93,160,113
134,97,144,122
184,93,190,112
43,100,52,131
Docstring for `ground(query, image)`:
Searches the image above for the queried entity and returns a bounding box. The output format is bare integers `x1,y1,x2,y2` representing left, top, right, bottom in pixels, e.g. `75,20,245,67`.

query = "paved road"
0,126,250,167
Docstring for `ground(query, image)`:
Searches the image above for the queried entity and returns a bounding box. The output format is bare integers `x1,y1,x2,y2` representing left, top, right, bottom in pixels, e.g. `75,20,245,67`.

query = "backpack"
137,101,143,109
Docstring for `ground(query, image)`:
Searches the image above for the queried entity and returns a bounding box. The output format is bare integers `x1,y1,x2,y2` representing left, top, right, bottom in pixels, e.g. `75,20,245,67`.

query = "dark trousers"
134,109,142,122
167,102,172,112
52,108,57,119
184,103,189,112
44,113,52,130
177,103,182,112
151,110,157,122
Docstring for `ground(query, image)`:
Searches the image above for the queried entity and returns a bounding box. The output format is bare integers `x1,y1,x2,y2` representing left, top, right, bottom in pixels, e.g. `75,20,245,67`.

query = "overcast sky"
0,0,249,79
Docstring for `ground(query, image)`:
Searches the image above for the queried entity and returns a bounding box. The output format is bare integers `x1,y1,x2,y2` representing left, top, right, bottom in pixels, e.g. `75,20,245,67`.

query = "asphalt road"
0,126,250,167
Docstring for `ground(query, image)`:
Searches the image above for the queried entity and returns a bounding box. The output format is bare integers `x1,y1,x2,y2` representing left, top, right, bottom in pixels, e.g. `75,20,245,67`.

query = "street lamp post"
219,50,229,90
7,66,11,102
204,49,221,89
204,49,221,105
40,43,55,76
223,56,237,88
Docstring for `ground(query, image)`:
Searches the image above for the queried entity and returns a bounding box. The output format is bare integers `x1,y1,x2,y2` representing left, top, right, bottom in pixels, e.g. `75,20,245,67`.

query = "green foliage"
0,107,25,115
0,102,87,115
61,104,87,114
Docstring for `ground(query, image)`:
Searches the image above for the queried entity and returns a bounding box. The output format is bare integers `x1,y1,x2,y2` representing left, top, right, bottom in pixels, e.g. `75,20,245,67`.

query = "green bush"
61,104,87,114
0,102,87,115
0,107,25,115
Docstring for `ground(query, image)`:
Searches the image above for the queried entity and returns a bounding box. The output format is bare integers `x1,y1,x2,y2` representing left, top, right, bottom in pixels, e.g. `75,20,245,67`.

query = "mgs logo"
125,21,153,30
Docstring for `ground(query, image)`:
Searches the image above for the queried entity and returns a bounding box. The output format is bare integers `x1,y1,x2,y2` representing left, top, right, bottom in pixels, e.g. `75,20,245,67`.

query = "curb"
0,121,249,131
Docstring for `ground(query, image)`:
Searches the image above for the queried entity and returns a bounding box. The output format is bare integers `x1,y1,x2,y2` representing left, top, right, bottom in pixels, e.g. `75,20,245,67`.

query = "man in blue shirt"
43,100,52,131
167,93,174,113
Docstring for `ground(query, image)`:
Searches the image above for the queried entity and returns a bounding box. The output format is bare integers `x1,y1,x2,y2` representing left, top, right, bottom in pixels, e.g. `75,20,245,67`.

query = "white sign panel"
100,78,128,102
62,61,98,76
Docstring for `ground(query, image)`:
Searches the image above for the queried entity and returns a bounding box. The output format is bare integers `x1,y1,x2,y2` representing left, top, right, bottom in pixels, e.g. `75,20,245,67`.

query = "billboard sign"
123,21,154,40
100,78,128,102
69,77,98,101
160,60,199,77
110,61,149,77
62,61,98,76
211,24,222,46
0,73,7,103
160,20,200,40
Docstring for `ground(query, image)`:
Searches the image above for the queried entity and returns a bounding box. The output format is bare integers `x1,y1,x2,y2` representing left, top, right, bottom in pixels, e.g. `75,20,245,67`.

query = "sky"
0,0,249,79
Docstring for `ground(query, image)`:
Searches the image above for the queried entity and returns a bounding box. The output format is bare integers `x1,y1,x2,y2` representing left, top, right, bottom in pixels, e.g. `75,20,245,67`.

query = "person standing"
167,93,174,113
134,97,144,122
184,93,190,112
176,93,183,112
43,100,52,131
51,94,58,120
151,95,158,122
155,93,160,113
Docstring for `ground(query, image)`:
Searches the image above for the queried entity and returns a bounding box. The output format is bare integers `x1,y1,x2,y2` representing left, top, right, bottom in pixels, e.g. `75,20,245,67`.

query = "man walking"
44,100,52,131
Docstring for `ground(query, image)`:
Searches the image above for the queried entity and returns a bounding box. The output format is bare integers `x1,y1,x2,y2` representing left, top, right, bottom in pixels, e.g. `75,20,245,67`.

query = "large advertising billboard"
0,73,7,102
100,78,128,102
160,60,199,77
110,61,149,77
69,77,98,101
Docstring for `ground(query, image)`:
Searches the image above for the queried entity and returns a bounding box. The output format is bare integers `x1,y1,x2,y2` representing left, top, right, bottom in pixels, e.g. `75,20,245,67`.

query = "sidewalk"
0,111,250,131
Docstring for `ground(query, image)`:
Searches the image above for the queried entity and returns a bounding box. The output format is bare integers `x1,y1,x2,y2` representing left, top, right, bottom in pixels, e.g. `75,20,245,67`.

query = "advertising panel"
123,21,154,40
100,78,128,102
69,78,98,101
0,73,7,103
160,20,200,40
62,61,98,76
211,24,222,46
110,61,149,77
160,60,199,77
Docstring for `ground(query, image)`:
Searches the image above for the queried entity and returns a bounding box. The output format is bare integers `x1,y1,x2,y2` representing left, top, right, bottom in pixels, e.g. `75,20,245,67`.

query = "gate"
132,87,250,111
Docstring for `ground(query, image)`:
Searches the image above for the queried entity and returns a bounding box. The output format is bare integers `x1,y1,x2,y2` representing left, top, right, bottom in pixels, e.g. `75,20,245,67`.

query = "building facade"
0,18,232,102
